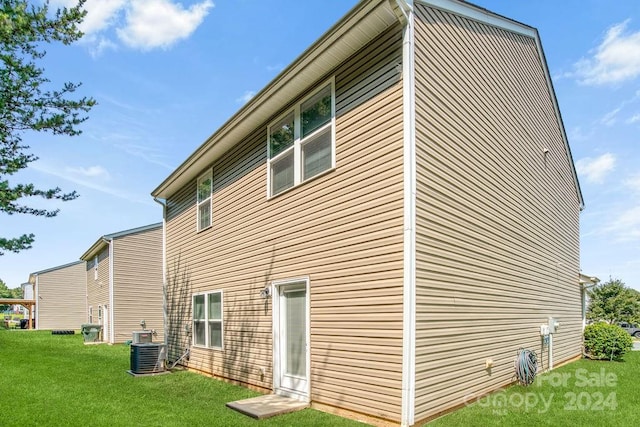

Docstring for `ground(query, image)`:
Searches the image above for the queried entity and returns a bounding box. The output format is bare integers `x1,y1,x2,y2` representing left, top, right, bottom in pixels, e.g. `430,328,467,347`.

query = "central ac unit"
132,330,152,344
130,343,166,374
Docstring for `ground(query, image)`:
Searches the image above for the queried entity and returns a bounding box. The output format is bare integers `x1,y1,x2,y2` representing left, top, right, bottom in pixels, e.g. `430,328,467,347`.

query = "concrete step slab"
226,394,308,419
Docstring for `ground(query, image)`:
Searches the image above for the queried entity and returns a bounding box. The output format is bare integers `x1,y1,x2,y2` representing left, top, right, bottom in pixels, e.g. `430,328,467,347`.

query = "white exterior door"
99,304,109,342
273,279,309,400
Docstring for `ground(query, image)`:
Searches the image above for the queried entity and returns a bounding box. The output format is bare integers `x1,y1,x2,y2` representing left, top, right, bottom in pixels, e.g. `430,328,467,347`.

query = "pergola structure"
0,299,36,329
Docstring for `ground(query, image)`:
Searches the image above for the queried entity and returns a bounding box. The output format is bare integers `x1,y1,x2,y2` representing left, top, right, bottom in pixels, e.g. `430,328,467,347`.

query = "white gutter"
154,197,168,351
397,0,416,425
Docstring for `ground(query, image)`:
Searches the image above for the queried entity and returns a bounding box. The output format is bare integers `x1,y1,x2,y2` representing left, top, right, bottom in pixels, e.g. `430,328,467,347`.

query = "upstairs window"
193,291,223,349
268,80,335,197
93,256,98,280
196,170,212,231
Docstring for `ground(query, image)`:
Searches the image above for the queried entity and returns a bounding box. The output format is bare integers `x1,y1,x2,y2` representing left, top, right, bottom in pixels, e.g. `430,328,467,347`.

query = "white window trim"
267,77,336,199
93,256,98,280
88,306,93,324
196,169,213,232
192,290,224,350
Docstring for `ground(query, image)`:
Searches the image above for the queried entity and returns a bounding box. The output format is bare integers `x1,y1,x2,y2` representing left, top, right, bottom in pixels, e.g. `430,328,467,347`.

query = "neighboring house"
29,261,85,330
20,282,34,317
579,273,600,330
151,0,583,425
80,223,164,344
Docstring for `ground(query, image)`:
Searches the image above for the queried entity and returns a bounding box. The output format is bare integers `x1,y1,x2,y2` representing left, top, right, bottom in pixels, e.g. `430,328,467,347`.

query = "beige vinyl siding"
86,248,110,331
165,26,405,422
413,4,581,422
35,262,85,330
112,226,163,344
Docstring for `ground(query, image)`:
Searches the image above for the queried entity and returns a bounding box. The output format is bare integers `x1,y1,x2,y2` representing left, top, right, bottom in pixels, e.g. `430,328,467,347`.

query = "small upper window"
197,170,212,231
94,256,98,280
268,80,335,197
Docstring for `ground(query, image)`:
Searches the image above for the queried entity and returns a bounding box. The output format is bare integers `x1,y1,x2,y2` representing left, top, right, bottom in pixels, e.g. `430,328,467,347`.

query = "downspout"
394,0,416,425
154,197,168,352
581,278,600,331
107,237,115,344
34,275,38,330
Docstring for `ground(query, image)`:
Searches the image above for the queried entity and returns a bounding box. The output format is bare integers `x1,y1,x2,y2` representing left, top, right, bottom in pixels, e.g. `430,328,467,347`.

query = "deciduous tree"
587,278,640,325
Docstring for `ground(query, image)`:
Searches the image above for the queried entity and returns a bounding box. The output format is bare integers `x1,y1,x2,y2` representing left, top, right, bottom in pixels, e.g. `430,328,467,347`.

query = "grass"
428,350,640,426
0,331,363,427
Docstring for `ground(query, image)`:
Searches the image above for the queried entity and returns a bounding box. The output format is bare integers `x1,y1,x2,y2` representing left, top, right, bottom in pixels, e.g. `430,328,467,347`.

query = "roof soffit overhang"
80,238,110,262
152,0,401,199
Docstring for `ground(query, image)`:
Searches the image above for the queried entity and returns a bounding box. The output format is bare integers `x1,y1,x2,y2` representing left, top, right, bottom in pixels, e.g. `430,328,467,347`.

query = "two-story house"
151,0,583,425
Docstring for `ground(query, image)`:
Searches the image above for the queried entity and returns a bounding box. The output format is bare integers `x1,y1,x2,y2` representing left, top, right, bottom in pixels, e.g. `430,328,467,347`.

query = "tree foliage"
0,277,22,310
0,0,95,255
587,278,640,325
583,322,633,361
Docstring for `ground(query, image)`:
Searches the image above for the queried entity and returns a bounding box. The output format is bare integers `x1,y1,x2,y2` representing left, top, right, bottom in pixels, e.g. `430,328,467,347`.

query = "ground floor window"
193,291,223,349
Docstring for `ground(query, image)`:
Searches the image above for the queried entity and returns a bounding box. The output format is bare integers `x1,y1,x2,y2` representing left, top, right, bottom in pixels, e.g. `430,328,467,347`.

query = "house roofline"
28,260,84,283
151,0,583,208
79,222,162,261
151,0,401,199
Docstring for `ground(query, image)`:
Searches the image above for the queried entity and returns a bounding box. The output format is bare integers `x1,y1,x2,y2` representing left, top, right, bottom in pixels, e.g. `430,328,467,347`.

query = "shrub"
584,322,633,361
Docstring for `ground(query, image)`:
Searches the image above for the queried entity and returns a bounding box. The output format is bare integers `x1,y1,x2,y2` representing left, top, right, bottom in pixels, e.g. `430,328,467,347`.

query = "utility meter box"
540,324,550,336
548,317,560,334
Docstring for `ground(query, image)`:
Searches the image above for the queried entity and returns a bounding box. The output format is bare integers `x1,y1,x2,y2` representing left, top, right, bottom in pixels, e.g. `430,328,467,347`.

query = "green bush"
584,322,633,361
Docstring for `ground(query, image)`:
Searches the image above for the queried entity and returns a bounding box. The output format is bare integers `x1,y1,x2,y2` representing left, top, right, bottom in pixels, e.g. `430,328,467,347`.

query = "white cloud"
236,90,256,104
604,205,640,242
600,107,621,126
65,165,112,180
573,20,640,85
626,113,640,124
575,153,616,183
81,0,128,34
51,0,214,54
32,162,151,205
117,0,214,50
266,64,283,72
624,173,640,192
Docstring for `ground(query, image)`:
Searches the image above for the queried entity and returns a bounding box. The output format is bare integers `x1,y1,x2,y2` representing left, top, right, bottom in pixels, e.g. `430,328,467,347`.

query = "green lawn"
0,331,363,426
428,350,640,426
2,331,638,426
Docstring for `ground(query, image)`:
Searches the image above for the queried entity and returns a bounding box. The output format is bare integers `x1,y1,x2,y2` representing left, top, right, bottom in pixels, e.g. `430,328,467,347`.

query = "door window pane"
285,290,306,377
302,129,332,180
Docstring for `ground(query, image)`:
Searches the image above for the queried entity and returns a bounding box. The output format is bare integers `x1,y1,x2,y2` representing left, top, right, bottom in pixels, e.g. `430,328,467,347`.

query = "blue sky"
1,0,639,292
